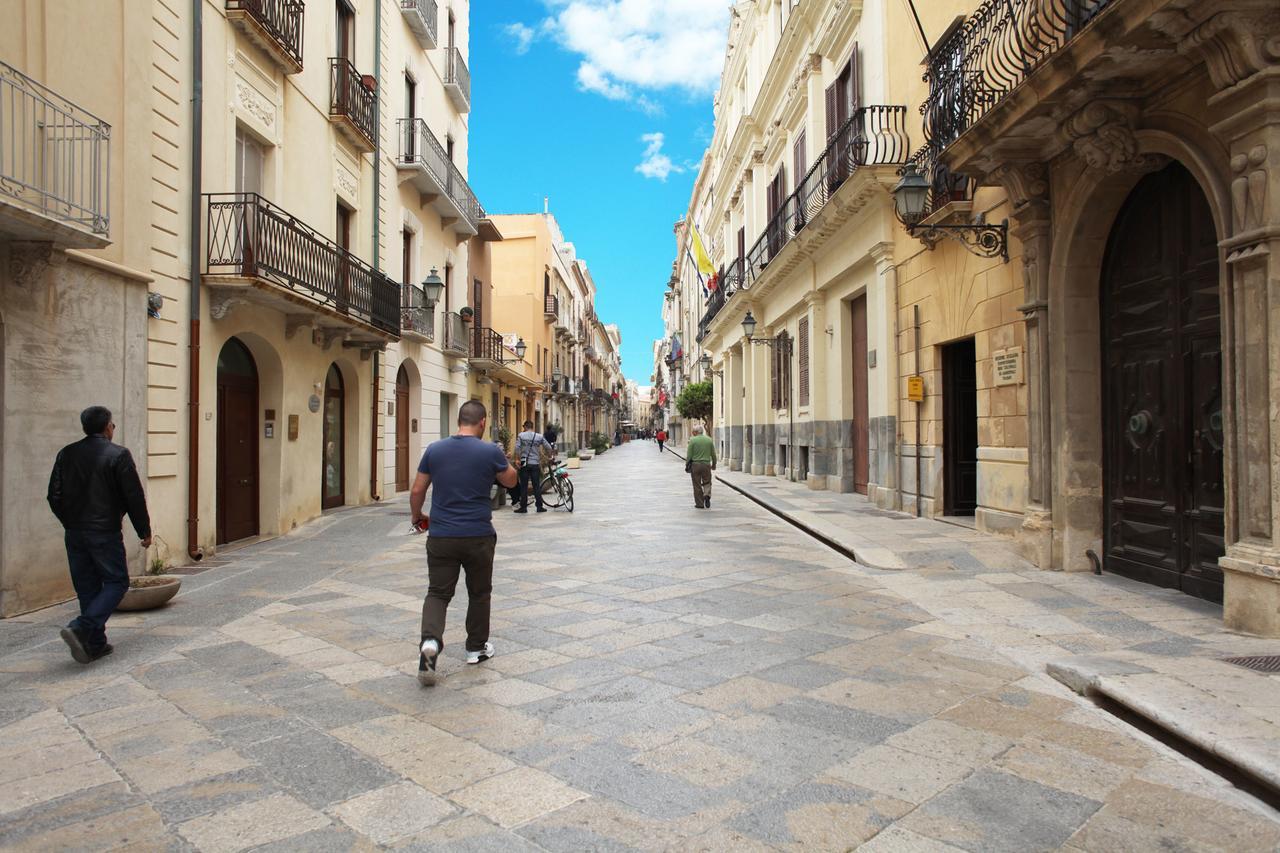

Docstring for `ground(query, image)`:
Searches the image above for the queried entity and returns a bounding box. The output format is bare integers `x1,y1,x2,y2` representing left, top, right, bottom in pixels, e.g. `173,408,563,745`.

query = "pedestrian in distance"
410,400,519,686
513,419,554,514
47,406,152,664
656,428,667,453
686,423,717,509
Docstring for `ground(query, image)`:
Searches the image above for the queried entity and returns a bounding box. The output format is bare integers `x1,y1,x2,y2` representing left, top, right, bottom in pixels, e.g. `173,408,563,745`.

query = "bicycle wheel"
540,475,564,508
563,479,574,513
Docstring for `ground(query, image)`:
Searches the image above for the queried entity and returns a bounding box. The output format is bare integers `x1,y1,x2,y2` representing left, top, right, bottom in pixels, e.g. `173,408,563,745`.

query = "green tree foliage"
676,381,713,424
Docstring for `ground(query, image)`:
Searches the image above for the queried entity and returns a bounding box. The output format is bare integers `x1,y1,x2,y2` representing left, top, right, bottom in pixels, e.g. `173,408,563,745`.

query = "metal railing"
401,282,434,340
544,293,559,317
204,193,399,335
907,143,972,217
923,0,1114,154
442,311,468,354
0,61,110,237
399,0,438,46
226,0,304,70
397,118,484,229
329,57,377,148
444,47,470,106
470,326,506,363
745,106,909,284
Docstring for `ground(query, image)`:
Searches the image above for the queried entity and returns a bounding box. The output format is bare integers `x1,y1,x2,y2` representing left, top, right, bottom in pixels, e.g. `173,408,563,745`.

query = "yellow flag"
689,221,716,278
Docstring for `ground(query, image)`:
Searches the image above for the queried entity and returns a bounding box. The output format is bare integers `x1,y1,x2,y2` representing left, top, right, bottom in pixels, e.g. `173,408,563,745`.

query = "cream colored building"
1,0,499,615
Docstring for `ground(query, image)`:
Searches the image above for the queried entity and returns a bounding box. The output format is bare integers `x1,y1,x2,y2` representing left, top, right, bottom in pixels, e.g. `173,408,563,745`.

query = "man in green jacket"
687,423,717,509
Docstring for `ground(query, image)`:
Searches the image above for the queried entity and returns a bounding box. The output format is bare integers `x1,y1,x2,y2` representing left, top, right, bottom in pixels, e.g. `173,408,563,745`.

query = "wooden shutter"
793,132,807,184
770,343,779,409
825,83,837,143
849,43,860,112
799,318,809,407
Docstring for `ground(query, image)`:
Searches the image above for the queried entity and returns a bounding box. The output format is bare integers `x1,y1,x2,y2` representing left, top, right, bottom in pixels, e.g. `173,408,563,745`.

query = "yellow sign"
907,375,925,403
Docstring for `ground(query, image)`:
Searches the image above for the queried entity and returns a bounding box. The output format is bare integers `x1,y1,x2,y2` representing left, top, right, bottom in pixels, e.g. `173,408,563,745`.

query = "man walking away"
410,400,518,686
514,420,553,514
656,428,667,453
47,406,152,664
687,423,717,509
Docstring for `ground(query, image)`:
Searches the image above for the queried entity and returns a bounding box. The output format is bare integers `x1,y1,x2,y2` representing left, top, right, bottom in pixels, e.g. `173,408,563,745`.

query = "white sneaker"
420,638,440,658
466,642,495,665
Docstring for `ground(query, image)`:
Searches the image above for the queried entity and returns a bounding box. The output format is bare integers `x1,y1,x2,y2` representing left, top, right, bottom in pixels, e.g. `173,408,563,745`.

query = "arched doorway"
395,364,410,491
1101,162,1224,603
217,337,259,544
322,363,345,509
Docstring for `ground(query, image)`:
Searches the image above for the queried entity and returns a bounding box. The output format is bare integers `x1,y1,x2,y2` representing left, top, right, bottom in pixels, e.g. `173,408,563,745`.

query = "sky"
467,0,731,385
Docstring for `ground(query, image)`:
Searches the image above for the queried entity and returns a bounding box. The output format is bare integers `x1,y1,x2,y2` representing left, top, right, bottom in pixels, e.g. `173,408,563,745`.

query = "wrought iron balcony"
400,0,438,50
746,106,909,284
204,193,399,339
469,326,507,370
396,118,483,236
0,61,110,247
226,0,304,73
443,47,470,113
329,58,377,151
442,311,469,356
401,282,434,342
544,294,559,321
923,0,1113,157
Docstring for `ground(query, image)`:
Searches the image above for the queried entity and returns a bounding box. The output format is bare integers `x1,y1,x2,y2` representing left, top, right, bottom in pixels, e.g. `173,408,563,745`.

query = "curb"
664,446,874,568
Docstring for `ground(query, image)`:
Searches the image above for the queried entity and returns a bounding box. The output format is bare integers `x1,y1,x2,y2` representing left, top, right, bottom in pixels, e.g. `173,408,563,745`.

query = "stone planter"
578,450,594,461
564,457,581,470
116,575,182,611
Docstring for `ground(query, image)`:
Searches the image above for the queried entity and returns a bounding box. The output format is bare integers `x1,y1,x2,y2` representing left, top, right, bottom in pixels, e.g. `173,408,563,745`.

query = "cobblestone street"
2,441,1279,851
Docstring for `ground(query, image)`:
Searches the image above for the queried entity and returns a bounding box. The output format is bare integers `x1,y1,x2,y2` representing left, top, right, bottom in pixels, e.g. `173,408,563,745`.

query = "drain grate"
1221,655,1280,673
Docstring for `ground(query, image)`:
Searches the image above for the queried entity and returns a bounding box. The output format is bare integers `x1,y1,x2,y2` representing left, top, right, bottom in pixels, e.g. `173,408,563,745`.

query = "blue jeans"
518,464,544,510
64,529,128,648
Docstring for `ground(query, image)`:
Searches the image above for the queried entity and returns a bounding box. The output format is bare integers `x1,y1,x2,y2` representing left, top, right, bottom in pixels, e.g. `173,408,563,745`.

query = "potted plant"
117,538,182,612
459,306,475,323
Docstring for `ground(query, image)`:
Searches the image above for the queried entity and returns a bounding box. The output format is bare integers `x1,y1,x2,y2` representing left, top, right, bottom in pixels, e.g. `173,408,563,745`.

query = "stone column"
994,163,1055,569
804,290,829,490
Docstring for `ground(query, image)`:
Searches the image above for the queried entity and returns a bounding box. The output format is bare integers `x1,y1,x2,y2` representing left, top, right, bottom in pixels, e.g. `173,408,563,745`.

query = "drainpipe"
370,351,380,501
914,303,922,518
186,0,204,561
369,0,383,501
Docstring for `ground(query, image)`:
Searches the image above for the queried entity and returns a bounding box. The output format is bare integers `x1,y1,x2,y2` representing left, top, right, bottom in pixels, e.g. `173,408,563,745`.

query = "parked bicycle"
539,460,574,512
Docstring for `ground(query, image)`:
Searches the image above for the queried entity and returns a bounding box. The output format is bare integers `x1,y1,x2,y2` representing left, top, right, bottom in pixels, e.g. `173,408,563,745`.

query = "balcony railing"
396,118,484,234
329,57,377,150
923,0,1114,155
401,282,434,341
399,0,438,49
443,47,471,113
470,326,508,367
226,0,304,73
0,61,110,243
544,294,559,319
746,106,909,283
204,193,399,336
441,311,468,355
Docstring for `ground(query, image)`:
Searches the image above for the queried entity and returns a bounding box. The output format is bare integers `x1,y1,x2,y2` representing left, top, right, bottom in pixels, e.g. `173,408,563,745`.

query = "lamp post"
892,163,1008,261
514,338,527,361
741,311,797,481
422,268,444,306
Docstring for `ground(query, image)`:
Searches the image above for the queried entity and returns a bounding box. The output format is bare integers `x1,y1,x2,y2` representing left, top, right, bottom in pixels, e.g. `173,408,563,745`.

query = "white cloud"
635,132,683,182
503,22,536,55
543,0,729,108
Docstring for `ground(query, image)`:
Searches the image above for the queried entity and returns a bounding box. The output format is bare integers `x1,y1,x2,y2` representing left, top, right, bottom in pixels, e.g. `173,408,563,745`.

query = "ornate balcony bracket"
209,291,251,320
905,219,1009,262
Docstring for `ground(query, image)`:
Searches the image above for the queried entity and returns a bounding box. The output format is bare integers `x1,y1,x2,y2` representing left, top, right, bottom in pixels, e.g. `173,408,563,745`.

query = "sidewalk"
665,442,1280,796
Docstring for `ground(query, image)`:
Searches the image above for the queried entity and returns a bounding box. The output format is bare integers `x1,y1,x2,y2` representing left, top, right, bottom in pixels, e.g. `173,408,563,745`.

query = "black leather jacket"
48,436,151,538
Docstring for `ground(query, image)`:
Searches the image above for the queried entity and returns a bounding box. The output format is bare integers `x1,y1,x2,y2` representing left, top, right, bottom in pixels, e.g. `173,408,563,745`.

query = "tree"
676,380,713,425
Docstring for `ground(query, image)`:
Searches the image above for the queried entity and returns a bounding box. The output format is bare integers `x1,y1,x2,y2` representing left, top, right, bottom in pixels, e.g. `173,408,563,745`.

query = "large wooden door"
395,365,410,491
216,338,259,544
850,295,869,494
943,338,978,515
322,364,346,509
1102,163,1223,602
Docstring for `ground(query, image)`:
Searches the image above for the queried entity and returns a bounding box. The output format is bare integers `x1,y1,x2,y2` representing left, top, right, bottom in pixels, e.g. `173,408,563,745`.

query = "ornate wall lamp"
422,267,444,305
892,164,1008,262
697,352,723,378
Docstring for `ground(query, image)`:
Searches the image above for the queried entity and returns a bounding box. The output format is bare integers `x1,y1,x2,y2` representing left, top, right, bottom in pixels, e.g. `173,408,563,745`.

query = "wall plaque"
308,394,321,413
288,415,300,441
993,347,1024,386
907,375,925,403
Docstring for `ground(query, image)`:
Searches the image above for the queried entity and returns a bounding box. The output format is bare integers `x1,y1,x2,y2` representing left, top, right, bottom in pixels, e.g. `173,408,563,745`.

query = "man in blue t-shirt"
410,400,518,686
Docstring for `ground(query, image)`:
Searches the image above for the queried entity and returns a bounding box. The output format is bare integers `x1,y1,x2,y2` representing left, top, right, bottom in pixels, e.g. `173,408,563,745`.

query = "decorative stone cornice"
1180,9,1280,91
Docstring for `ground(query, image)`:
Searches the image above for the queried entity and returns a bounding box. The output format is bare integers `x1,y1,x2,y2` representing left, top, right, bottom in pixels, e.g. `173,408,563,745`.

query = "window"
447,10,455,50
798,317,809,407
405,73,416,119
235,127,264,196
336,0,355,61
771,331,792,409
335,204,351,251
401,228,412,287
444,264,452,314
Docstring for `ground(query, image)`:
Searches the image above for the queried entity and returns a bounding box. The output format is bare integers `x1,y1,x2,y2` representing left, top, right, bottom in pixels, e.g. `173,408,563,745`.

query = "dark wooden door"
1102,162,1223,602
943,338,978,515
851,295,869,495
216,338,259,544
395,365,410,491
322,364,345,509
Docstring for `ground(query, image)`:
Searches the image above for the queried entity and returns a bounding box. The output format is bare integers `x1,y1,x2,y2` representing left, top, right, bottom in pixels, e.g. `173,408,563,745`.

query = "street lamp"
698,352,722,378
741,310,758,341
514,338,527,360
422,268,444,305
892,163,1008,262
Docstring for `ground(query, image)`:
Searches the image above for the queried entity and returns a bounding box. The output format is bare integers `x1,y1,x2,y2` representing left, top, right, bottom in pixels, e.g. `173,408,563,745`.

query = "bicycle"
539,460,574,512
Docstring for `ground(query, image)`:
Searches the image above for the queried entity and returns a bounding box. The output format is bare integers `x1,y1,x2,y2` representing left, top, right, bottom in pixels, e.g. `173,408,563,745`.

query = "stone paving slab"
1,441,1279,850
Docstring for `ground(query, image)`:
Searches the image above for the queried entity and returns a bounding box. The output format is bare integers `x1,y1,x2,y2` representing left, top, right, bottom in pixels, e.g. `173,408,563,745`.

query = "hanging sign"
907,375,925,403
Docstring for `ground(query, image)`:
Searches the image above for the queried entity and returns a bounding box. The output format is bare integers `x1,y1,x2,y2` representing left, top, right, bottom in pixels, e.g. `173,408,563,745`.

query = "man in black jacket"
47,406,152,663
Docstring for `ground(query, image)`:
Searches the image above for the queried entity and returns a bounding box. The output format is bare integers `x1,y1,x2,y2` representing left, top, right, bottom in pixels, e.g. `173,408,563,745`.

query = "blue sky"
467,0,730,384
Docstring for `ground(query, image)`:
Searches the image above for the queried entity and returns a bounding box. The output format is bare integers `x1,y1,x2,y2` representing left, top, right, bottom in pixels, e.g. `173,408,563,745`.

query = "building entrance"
942,338,977,516
216,337,259,544
395,365,410,491
1101,162,1224,602
851,294,869,494
322,364,345,509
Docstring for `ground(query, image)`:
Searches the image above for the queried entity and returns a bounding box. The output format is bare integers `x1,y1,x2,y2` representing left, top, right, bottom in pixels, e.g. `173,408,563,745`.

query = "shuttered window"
798,318,809,407
770,343,781,409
